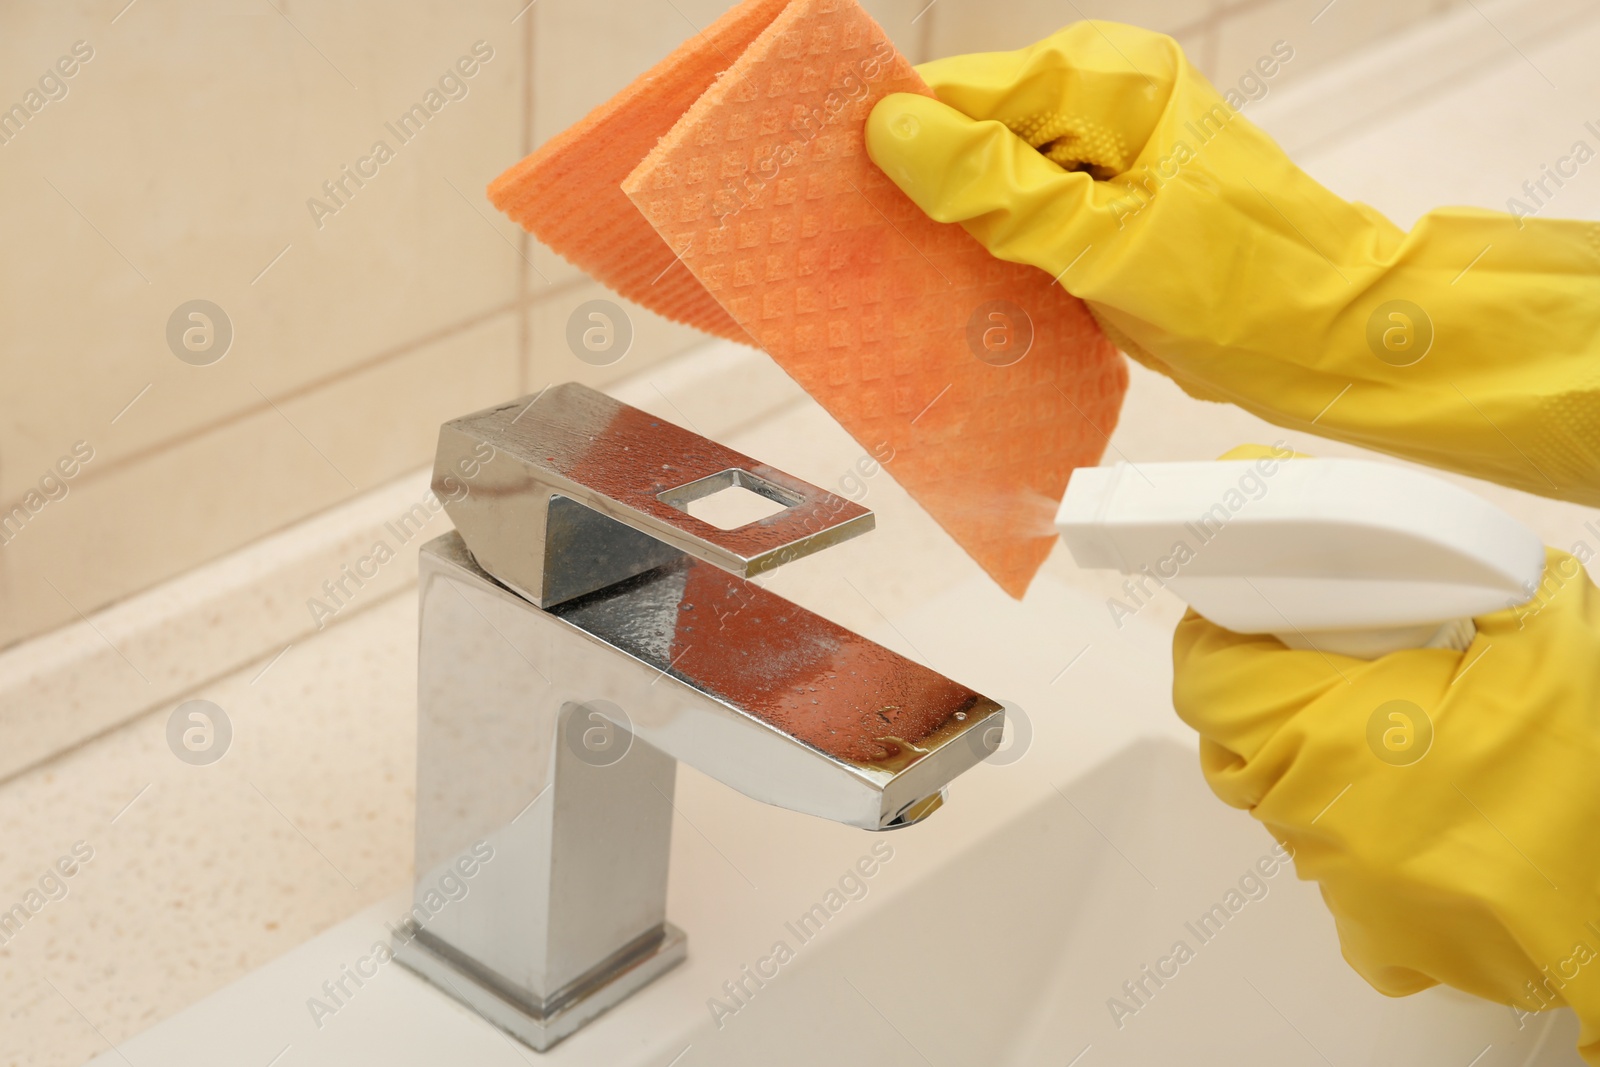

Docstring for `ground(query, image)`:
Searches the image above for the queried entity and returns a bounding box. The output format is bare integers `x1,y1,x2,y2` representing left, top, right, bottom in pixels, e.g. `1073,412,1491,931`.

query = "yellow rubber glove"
1169,450,1600,1062
864,22,1600,505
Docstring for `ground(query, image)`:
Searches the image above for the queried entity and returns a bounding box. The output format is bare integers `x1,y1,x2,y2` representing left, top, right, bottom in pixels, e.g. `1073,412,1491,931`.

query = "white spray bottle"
1055,457,1547,659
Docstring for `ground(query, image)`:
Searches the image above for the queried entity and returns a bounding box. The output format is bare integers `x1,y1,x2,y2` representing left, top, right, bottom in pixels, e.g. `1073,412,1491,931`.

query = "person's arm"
868,27,1600,1060
1172,541,1600,1060
866,22,1600,504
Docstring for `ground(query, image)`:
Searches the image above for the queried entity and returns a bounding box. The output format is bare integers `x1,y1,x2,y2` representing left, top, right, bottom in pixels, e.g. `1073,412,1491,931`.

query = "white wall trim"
0,467,442,782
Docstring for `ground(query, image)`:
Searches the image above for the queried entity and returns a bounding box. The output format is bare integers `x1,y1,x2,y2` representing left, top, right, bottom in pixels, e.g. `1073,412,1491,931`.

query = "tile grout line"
64,282,586,496
517,0,539,396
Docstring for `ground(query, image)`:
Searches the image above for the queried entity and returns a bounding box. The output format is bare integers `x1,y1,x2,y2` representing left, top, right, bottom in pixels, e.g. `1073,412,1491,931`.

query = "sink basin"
87,574,1580,1066
681,739,1580,1067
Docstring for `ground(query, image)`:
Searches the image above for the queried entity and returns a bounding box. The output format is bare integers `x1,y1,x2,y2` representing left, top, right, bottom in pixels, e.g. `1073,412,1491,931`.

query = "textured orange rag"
491,0,1127,597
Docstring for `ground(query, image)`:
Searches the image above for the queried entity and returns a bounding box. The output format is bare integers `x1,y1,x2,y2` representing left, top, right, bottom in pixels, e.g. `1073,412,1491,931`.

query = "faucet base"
394,920,687,1051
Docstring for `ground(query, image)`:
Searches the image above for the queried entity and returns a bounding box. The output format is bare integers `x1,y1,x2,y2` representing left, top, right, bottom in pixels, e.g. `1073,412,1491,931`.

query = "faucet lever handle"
435,382,874,607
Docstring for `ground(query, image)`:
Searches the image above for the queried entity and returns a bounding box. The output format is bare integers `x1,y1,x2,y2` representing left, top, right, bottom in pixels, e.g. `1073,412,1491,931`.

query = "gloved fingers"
1173,542,1600,1051
873,42,1380,367
882,35,1600,510
1169,443,1335,758
1174,547,1600,820
1171,609,1357,761
1174,549,1600,759
1170,442,1436,759
911,22,1182,176
1215,442,1314,462
866,93,1122,278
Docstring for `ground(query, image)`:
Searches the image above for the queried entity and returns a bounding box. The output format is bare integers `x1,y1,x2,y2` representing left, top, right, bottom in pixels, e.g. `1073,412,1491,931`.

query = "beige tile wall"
1,1,529,651
0,1,701,652
0,0,1463,655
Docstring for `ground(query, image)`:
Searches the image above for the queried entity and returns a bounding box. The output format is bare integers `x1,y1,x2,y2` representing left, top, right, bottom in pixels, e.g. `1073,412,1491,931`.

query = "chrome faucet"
396,383,1004,1050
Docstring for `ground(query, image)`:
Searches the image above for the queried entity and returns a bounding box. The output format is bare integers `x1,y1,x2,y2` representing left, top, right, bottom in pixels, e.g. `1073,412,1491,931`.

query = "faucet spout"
397,386,1005,1050
549,546,1002,831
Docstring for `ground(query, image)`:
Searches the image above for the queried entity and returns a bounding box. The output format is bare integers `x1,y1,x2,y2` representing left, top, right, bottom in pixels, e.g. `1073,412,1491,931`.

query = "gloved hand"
1172,525,1600,1060
865,22,1600,506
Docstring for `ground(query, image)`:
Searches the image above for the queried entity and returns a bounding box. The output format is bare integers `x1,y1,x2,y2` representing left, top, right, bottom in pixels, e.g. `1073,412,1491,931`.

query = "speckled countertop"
0,591,417,1065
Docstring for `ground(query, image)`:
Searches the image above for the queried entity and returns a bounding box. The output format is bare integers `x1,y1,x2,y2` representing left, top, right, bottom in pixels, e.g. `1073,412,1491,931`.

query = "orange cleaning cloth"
487,0,784,343
490,0,1127,598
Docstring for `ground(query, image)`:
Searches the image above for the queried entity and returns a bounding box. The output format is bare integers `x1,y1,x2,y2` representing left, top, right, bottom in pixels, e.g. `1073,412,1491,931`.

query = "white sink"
88,574,1580,1067
683,739,1580,1067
